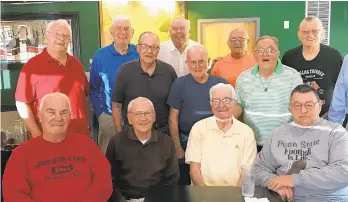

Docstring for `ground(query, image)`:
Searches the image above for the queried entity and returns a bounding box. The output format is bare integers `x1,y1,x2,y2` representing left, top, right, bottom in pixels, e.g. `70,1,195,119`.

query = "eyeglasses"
188,60,206,66
138,44,160,51
114,26,131,32
210,98,234,106
128,110,154,119
300,29,321,36
290,101,319,111
47,31,70,40
254,47,279,55
228,37,247,43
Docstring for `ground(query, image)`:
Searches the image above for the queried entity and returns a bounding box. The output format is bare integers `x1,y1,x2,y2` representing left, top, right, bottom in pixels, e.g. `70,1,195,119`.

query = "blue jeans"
178,133,191,185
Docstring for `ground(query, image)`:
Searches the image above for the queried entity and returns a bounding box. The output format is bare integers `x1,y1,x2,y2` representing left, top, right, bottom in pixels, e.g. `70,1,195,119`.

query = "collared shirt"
106,128,179,200
235,59,303,145
185,116,257,186
158,39,199,77
329,54,348,124
111,59,177,126
89,43,139,117
15,48,89,135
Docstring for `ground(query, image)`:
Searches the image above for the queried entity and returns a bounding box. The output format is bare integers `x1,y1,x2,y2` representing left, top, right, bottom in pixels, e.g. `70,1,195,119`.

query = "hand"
211,56,223,68
176,146,185,160
268,175,294,191
276,187,294,201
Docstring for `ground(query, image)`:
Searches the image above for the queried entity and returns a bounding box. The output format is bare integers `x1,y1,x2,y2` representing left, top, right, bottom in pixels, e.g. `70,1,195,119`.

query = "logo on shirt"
277,140,320,160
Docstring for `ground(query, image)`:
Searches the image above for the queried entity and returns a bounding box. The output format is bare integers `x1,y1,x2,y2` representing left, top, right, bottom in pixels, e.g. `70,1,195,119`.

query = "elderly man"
236,36,303,152
2,92,112,202
167,44,228,185
211,28,256,87
90,15,139,153
112,32,177,134
106,97,179,201
329,54,348,129
254,84,348,202
15,19,89,137
185,83,257,186
158,18,199,77
282,16,343,118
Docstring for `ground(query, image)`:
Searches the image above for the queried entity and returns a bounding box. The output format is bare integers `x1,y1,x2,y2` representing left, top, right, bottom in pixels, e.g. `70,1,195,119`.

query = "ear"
136,45,141,54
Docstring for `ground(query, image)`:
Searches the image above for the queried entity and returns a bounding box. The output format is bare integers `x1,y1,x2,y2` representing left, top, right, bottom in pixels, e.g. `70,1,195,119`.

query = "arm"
329,55,348,124
292,126,348,190
77,139,113,202
163,139,180,184
190,162,206,186
169,108,184,158
241,130,257,166
2,146,36,202
234,77,245,120
16,101,42,137
111,66,127,132
112,102,123,133
89,55,103,117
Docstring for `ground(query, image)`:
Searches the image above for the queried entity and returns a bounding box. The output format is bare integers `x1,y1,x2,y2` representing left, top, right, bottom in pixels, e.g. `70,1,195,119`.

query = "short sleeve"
185,121,204,164
15,62,36,103
235,75,244,107
111,65,127,104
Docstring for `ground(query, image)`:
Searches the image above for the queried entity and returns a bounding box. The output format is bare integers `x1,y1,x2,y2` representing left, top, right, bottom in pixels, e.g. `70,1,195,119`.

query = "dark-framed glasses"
291,101,319,111
138,44,160,51
254,47,279,55
210,97,234,106
128,110,154,119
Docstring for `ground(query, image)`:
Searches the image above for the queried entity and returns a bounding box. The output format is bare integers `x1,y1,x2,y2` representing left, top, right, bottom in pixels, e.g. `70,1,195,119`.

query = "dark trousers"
343,114,348,128
179,133,191,185
257,145,263,153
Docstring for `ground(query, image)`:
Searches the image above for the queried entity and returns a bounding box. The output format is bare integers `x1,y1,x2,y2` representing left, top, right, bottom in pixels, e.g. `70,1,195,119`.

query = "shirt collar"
251,59,284,76
136,59,163,75
110,42,136,56
166,39,195,52
42,48,73,66
206,116,238,136
127,127,159,143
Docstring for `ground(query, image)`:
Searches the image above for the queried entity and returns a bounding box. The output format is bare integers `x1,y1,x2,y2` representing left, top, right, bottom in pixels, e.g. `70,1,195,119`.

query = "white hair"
111,15,132,28
39,92,71,112
300,16,326,41
170,18,191,29
127,97,154,112
209,83,237,101
46,19,72,39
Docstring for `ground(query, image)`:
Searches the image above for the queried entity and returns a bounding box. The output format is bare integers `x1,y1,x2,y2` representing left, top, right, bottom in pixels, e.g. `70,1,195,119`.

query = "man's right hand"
276,187,294,201
176,146,185,160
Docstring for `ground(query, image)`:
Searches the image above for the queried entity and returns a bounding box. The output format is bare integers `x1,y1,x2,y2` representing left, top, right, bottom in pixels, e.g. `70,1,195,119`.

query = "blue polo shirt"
89,43,139,117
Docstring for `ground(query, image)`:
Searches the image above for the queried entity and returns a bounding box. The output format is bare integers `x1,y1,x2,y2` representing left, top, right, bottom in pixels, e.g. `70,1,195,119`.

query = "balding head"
228,28,249,39
187,44,208,60
227,28,249,57
298,16,325,47
169,18,190,49
186,44,209,81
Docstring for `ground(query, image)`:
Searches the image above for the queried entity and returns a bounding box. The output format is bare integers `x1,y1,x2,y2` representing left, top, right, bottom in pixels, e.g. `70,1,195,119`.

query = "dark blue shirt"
167,74,228,135
89,43,139,117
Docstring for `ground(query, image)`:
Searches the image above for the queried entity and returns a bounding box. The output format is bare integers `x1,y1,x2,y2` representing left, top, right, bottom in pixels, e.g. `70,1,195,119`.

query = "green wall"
330,1,348,56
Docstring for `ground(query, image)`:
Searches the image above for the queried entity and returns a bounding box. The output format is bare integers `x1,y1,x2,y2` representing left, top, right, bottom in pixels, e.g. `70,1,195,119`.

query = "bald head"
187,44,208,60
227,28,249,57
228,28,249,39
170,18,190,29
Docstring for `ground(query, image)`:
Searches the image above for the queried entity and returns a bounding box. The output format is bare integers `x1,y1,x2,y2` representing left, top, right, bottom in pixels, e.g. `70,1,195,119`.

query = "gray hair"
228,28,249,39
46,19,72,39
111,15,132,29
256,35,279,47
127,97,154,112
170,18,190,29
209,83,237,101
39,92,71,112
300,16,326,41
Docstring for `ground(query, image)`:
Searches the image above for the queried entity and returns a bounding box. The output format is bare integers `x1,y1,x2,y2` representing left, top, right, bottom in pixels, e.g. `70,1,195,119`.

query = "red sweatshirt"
2,133,112,202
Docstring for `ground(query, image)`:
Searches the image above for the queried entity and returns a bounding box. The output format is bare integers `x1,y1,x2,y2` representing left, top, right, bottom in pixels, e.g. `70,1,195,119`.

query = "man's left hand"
268,175,294,191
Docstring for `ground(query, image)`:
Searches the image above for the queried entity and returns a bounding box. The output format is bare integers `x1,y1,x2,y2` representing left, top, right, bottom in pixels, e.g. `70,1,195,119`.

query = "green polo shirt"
235,59,303,145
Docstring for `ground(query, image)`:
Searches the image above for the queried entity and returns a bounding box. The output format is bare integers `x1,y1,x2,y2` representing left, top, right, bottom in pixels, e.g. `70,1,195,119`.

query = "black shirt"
111,59,177,126
106,128,179,201
282,44,343,115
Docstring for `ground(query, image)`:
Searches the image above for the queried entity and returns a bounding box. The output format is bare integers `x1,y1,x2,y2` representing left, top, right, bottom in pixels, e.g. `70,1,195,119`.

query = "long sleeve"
162,139,179,185
329,55,348,124
89,54,103,117
253,138,278,188
2,146,36,202
292,126,348,190
77,139,113,202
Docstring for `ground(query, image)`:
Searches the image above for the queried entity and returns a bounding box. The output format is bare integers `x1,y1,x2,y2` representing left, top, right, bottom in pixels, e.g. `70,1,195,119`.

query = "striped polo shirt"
235,59,303,145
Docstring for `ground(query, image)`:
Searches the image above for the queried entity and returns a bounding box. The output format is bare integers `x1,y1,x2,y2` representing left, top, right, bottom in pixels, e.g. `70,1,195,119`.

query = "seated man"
2,92,112,202
254,84,348,202
185,83,257,186
106,97,179,201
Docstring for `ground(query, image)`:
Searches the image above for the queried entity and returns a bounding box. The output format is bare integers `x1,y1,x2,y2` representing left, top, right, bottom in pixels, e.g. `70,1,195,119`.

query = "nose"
300,105,308,113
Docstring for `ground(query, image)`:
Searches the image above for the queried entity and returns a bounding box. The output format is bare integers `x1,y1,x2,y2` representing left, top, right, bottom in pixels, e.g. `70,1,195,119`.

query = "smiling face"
169,18,190,48
137,32,160,65
253,38,280,71
110,19,133,45
128,99,155,134
46,23,70,53
298,19,323,47
210,88,234,120
227,29,249,55
186,45,208,81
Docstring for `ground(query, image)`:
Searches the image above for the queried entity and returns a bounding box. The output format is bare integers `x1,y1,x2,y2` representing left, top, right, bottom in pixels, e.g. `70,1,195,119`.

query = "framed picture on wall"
0,12,80,69
98,1,187,47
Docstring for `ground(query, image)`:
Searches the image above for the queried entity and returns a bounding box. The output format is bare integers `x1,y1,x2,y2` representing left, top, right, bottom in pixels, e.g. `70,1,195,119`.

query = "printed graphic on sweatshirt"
34,155,86,180
277,139,320,161
299,69,325,103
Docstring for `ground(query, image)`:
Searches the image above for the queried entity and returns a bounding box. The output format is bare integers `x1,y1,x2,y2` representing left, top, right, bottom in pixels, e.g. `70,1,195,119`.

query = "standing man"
329,54,348,129
90,15,139,153
211,28,256,87
282,16,343,118
236,36,303,152
167,44,229,185
15,19,89,137
112,31,177,135
158,18,199,77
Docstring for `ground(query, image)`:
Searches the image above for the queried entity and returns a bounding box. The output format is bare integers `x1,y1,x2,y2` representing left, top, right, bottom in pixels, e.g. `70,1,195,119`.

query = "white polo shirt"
185,116,257,186
158,39,199,77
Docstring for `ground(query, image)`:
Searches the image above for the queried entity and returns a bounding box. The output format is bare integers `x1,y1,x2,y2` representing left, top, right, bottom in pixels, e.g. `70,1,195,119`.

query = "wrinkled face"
227,30,248,54
169,19,190,47
128,100,155,133
254,38,280,71
186,47,208,80
46,24,70,53
289,92,322,126
39,96,71,136
210,89,235,120
298,20,323,47
110,19,133,44
137,33,160,64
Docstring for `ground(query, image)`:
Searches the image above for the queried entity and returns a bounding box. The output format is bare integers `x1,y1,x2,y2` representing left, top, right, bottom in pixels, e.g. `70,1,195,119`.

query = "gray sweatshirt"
254,118,348,202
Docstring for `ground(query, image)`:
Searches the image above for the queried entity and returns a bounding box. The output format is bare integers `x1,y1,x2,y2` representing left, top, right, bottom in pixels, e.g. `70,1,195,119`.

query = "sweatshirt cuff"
292,174,304,187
